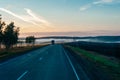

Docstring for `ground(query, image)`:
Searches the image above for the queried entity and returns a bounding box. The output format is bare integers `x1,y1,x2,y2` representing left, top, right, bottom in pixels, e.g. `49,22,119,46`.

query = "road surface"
0,45,89,80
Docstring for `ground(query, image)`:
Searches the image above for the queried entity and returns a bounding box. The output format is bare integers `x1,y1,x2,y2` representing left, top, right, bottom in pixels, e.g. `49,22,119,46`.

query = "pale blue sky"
0,0,120,36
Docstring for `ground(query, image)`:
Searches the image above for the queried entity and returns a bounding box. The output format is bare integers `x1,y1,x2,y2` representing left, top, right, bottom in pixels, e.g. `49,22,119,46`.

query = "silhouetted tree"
25,36,35,46
0,15,5,49
2,22,19,50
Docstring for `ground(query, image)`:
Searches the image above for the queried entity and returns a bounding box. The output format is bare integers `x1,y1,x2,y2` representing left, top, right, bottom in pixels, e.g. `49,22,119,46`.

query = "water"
75,39,120,43
1,38,119,48
19,38,120,44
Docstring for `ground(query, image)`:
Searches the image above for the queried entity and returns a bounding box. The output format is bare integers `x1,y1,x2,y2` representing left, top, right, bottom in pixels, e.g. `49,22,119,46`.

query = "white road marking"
17,71,28,80
63,48,80,80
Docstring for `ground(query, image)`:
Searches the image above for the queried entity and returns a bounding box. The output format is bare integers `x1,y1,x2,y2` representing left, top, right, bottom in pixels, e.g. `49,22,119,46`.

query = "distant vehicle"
51,40,55,45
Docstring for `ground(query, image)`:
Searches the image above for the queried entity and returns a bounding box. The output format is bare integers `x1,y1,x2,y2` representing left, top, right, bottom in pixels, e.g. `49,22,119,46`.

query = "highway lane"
0,45,87,80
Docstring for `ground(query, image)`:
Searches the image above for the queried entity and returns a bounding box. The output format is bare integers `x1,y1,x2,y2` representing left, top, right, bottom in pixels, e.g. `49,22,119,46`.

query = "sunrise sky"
0,0,120,37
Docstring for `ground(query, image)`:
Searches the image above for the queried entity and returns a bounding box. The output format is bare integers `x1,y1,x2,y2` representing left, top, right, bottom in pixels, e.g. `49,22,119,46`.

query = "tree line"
0,15,19,50
25,36,35,46
0,15,36,50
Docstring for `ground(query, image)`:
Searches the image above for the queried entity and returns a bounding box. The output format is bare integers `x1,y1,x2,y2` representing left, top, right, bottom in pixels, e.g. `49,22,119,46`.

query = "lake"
19,38,120,44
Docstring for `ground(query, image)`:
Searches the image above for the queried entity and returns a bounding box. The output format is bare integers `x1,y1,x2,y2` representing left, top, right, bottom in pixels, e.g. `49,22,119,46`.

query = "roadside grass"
0,44,48,62
67,46,120,80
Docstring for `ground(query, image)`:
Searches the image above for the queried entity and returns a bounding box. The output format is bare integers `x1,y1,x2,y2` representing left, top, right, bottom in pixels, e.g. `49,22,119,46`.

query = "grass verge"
0,44,48,62
67,45,120,80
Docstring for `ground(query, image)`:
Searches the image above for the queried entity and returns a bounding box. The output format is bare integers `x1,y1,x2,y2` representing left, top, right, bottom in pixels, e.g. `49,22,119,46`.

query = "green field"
68,46,120,80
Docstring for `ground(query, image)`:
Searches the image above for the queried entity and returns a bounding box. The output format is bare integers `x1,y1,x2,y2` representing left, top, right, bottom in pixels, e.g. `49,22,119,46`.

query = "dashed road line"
17,71,28,80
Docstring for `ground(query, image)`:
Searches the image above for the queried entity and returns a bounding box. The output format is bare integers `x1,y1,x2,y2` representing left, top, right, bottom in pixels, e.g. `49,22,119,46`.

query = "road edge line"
62,47,80,80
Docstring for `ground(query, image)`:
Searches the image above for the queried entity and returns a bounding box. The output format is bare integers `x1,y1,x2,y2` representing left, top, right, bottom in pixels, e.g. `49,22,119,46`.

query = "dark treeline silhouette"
66,41,120,59
25,36,35,46
0,15,19,50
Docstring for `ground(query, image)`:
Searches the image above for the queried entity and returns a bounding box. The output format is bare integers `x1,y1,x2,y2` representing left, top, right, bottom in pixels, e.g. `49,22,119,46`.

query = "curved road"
0,45,89,80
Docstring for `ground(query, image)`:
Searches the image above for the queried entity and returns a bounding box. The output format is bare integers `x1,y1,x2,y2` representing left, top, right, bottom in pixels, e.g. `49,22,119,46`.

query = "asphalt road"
0,45,89,80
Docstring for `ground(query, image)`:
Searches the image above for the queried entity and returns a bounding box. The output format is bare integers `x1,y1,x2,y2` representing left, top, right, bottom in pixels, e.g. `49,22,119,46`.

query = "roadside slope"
64,45,117,80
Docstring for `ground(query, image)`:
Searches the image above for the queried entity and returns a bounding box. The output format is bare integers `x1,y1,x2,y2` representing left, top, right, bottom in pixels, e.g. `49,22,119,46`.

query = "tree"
25,36,35,46
0,15,5,49
2,22,19,49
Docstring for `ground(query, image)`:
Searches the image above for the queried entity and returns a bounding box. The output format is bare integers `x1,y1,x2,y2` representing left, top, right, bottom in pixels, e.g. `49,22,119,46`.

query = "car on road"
51,40,55,45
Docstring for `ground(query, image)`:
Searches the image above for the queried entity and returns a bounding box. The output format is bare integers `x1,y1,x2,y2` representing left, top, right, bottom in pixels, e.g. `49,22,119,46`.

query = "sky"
0,0,120,37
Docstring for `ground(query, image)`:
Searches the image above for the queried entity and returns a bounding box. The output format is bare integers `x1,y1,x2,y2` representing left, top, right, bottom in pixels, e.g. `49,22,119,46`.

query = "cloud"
80,0,116,11
80,4,91,11
24,8,50,26
93,0,113,4
0,8,28,22
0,8,50,26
